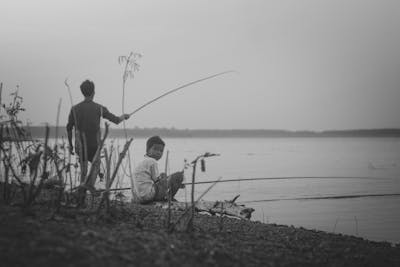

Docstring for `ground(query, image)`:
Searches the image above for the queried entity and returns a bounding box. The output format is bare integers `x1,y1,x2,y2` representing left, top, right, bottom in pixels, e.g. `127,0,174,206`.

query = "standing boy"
131,135,184,204
66,80,130,188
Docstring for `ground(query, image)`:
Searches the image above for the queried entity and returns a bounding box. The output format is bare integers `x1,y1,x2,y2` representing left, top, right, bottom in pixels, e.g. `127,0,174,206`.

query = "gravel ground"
1,200,400,267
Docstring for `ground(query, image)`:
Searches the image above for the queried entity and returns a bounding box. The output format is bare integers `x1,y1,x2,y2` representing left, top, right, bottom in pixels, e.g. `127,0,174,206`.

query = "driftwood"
154,196,255,220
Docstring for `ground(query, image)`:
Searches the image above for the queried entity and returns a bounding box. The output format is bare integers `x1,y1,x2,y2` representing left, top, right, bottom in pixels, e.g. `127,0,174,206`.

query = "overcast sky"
1,0,399,130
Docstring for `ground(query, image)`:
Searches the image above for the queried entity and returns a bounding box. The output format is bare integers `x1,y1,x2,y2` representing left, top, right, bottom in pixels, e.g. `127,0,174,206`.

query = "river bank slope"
1,201,399,267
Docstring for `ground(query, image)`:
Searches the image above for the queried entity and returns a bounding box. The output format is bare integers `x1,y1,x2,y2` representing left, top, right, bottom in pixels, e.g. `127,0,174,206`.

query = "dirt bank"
1,200,400,267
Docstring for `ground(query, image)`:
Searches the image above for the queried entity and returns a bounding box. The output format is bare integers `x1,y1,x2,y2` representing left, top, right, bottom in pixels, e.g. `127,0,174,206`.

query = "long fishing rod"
239,193,400,204
128,70,235,116
181,175,391,185
96,175,391,192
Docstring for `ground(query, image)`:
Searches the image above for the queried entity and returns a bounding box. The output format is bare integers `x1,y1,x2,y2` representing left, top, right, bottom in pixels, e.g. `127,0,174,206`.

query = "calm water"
27,137,399,243
117,137,400,243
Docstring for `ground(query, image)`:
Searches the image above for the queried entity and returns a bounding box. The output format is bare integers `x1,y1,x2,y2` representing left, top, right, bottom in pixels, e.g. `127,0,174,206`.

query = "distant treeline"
25,126,400,139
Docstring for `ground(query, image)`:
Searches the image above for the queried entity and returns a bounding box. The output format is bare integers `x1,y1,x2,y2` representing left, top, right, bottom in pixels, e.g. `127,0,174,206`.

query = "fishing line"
95,176,393,192
181,176,393,185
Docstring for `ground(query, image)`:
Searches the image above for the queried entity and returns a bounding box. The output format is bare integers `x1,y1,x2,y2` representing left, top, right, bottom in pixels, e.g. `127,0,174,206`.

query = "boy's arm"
149,161,162,183
102,106,130,125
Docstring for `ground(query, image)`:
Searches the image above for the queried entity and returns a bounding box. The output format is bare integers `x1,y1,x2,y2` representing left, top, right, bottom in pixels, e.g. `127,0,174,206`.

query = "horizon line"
24,125,400,132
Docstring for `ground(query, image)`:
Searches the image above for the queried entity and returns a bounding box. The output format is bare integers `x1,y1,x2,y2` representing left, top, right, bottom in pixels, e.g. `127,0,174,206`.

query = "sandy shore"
1,199,400,267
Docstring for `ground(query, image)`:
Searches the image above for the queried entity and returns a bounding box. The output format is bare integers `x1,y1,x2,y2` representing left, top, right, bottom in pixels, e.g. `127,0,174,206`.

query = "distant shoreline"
24,126,400,139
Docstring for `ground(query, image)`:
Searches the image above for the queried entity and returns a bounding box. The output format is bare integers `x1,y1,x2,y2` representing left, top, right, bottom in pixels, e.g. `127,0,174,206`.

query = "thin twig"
0,142,26,193
55,98,62,145
27,125,50,207
169,176,222,232
354,216,359,236
333,218,339,233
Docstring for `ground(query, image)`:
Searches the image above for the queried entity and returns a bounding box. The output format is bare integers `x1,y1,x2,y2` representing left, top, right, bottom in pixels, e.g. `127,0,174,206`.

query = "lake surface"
109,137,400,243
25,137,399,243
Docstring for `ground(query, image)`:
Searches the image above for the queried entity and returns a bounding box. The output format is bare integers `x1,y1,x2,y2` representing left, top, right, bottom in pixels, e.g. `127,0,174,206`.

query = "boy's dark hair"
80,80,95,97
146,135,165,152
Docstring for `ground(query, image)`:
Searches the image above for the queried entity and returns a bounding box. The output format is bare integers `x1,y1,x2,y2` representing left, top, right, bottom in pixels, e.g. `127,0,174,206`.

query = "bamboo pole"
0,82,3,111
103,147,113,212
76,123,110,207
96,138,133,211
188,159,197,231
128,71,235,117
84,123,109,188
55,98,62,145
109,138,133,186
165,150,171,229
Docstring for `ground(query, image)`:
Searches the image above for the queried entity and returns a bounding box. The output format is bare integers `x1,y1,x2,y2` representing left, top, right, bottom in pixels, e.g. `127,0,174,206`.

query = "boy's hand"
154,173,167,184
120,114,130,121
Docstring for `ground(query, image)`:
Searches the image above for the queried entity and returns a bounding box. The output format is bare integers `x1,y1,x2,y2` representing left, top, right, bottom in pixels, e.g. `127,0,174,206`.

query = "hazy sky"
1,0,399,130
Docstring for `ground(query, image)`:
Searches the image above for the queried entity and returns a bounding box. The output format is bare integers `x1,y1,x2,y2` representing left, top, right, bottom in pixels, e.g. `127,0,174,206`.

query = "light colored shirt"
130,155,159,203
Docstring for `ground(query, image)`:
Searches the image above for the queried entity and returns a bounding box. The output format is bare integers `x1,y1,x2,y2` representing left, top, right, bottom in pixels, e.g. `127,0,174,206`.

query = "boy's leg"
167,171,184,198
153,172,184,201
85,159,100,190
84,145,100,189
79,160,88,184
76,157,89,207
75,137,87,184
154,177,168,201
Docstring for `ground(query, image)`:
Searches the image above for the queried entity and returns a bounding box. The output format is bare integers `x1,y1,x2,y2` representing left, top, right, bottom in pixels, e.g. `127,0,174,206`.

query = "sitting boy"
131,135,184,204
